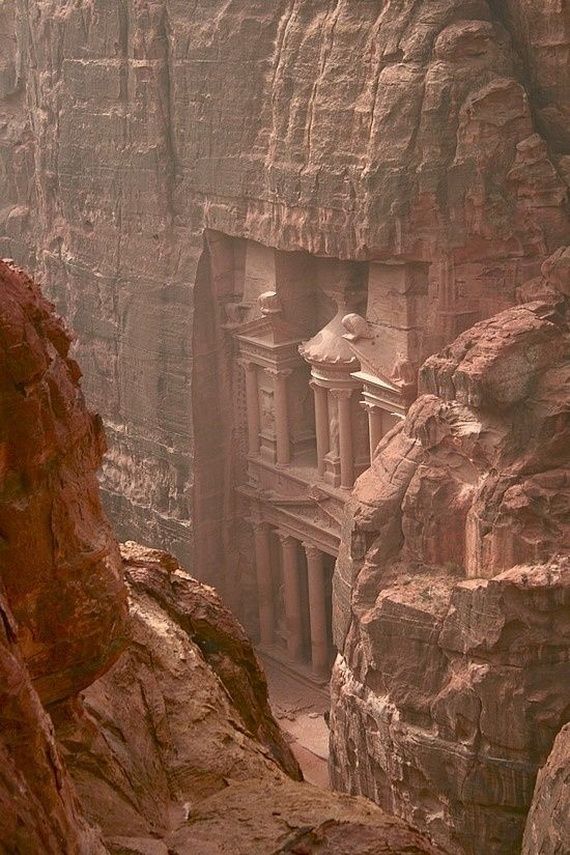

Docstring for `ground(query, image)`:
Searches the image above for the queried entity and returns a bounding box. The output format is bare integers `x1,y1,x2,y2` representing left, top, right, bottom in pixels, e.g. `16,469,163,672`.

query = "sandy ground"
260,654,331,789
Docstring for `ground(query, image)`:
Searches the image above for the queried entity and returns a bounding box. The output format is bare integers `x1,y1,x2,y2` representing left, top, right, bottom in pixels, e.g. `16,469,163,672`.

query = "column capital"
329,387,354,401
303,542,322,561
249,515,268,533
238,358,258,373
265,367,293,379
361,399,383,414
277,530,297,548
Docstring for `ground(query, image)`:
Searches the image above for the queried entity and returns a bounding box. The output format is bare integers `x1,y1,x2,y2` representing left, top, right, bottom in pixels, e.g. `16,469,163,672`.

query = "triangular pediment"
267,491,345,529
235,314,303,347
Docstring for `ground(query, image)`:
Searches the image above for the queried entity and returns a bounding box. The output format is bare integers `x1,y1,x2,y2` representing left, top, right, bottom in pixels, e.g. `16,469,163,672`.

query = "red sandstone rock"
0,585,105,855
2,1,569,574
523,724,570,855
53,545,442,854
331,252,570,854
0,259,128,705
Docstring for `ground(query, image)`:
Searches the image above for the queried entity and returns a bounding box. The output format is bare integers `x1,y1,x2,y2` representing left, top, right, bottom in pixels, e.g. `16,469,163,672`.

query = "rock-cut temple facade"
198,233,437,678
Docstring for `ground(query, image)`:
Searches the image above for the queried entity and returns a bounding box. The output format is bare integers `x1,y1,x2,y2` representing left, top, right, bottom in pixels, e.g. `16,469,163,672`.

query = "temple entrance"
255,527,336,680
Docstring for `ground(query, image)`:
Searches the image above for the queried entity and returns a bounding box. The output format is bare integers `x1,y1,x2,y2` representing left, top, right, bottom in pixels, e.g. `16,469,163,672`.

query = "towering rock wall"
1,1,569,592
330,250,570,854
0,257,124,853
0,258,442,854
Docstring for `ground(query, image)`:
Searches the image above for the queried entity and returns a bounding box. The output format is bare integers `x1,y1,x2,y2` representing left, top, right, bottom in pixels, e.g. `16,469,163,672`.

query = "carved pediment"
266,489,345,531
235,313,304,349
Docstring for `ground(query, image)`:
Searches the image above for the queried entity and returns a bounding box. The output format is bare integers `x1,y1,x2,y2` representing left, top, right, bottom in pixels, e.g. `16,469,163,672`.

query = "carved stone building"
198,233,426,677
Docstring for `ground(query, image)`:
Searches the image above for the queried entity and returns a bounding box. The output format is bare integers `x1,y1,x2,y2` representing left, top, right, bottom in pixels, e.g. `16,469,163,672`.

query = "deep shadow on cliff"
331,248,570,854
0,259,442,853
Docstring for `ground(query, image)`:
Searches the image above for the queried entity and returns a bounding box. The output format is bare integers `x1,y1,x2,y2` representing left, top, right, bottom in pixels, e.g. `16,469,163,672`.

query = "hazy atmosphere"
0,2,569,853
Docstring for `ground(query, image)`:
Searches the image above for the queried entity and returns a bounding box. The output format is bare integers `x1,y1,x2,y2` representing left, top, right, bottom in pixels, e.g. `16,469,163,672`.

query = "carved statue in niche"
390,351,416,387
259,388,275,432
275,567,287,649
290,381,313,440
328,397,340,456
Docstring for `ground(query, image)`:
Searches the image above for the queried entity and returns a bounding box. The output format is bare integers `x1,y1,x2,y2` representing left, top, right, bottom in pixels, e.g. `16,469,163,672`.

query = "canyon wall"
330,250,570,854
1,1,569,597
0,257,442,854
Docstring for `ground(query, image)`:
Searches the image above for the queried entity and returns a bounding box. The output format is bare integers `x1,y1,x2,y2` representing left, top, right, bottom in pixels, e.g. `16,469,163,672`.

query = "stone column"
241,360,260,455
310,380,329,477
271,369,291,465
252,520,274,646
303,543,329,676
364,402,383,462
278,532,303,661
335,389,354,489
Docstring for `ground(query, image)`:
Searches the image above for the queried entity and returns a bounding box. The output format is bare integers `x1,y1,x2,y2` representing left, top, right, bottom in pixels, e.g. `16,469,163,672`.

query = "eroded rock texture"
53,544,443,855
330,251,570,854
1,1,569,579
0,260,440,854
0,257,123,852
0,588,105,855
523,724,570,855
0,259,128,705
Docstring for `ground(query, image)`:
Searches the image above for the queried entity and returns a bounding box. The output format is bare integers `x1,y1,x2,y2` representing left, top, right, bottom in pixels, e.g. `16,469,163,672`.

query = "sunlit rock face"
1,1,569,585
0,259,128,705
0,259,121,852
330,251,570,854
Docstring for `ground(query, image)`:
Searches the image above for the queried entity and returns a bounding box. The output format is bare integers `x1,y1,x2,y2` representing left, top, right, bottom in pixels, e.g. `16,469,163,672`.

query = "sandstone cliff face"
0,258,124,852
0,587,105,855
2,1,569,582
330,250,570,854
0,259,128,705
523,724,570,855
0,261,441,854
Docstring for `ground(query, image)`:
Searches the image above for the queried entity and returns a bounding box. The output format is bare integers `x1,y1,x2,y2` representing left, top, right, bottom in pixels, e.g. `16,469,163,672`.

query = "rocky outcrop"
523,724,570,855
0,259,128,705
0,258,124,852
330,250,570,854
53,544,443,855
0,260,441,854
51,543,302,851
0,587,105,855
2,1,569,584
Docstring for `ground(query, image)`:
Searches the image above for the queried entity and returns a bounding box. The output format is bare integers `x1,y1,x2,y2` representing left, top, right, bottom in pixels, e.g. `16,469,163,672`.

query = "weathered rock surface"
523,724,570,855
0,258,123,852
331,251,570,854
2,1,569,580
0,261,440,854
51,542,302,851
0,259,128,705
53,544,442,855
0,586,105,855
